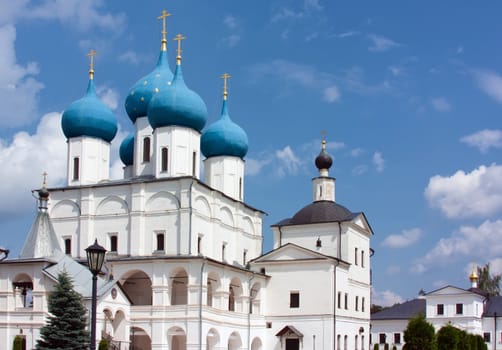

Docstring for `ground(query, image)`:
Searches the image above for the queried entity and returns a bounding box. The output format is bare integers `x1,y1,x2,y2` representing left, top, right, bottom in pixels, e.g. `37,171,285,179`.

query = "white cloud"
413,220,502,273
276,146,302,177
333,31,358,39
251,59,340,103
373,151,385,172
431,97,451,112
473,70,502,104
488,258,502,275
0,113,128,214
322,85,340,103
223,15,238,29
372,289,404,307
352,164,368,175
271,8,304,23
245,157,272,176
304,0,322,11
0,112,66,213
386,265,401,276
221,34,240,48
96,85,119,110
456,46,464,55
367,34,400,52
388,66,402,77
118,51,149,65
0,24,44,127
304,32,318,42
350,148,364,157
381,228,422,248
461,129,502,153
25,0,126,33
425,164,502,218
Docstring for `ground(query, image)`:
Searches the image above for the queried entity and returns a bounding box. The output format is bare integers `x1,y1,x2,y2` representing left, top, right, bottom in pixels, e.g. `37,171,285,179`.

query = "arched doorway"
171,268,188,305
251,337,262,350
228,277,242,312
120,270,152,305
130,327,151,350
168,326,186,350
228,331,242,350
206,328,220,350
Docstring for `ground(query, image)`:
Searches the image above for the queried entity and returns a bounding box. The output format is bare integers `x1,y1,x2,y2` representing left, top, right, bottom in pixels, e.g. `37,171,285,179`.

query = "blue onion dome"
125,49,173,123
147,38,207,132
315,139,333,170
61,72,118,143
119,133,134,166
201,98,248,159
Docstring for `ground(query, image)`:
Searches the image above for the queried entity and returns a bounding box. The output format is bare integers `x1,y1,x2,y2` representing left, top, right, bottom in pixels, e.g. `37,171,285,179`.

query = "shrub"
98,339,109,350
374,344,380,350
12,336,23,350
384,343,390,350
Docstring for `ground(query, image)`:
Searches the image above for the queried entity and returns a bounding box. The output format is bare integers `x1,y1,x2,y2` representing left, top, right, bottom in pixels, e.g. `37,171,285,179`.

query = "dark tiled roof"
484,296,502,317
372,299,425,320
273,200,355,226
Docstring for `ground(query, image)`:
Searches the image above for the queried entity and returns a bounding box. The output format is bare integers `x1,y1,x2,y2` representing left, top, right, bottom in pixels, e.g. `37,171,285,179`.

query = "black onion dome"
39,188,50,199
315,148,333,170
275,201,354,226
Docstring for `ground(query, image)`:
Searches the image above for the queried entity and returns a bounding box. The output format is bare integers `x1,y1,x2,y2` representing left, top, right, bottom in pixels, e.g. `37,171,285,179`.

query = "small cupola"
201,73,248,159
312,135,336,202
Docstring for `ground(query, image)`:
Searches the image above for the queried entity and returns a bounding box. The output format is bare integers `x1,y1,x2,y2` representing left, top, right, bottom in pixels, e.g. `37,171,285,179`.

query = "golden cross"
42,172,48,187
158,10,171,41
174,34,186,62
321,130,327,149
221,73,231,99
87,49,96,78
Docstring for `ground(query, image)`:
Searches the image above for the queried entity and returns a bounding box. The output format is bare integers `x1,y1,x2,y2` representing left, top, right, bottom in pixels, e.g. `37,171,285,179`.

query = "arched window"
207,280,213,307
161,147,168,172
73,157,80,180
228,286,235,311
192,151,196,176
143,137,150,162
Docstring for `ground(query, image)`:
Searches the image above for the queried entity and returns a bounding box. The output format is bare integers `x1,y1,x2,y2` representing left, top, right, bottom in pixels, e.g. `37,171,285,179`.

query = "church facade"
0,12,373,350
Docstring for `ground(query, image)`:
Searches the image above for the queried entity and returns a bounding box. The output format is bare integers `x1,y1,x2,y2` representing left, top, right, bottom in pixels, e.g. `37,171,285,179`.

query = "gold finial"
470,264,479,281
321,130,327,150
221,73,231,100
158,10,171,51
87,49,97,79
173,34,186,64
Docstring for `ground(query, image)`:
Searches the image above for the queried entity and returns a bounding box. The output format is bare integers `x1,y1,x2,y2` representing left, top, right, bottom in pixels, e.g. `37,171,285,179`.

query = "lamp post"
85,239,106,350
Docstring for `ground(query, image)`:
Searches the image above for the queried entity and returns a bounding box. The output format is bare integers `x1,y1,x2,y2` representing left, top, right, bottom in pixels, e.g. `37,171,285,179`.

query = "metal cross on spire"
158,10,171,51
221,73,231,100
173,33,186,64
87,49,97,79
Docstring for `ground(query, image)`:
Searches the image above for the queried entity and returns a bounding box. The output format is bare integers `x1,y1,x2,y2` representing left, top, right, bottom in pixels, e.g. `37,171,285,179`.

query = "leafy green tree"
403,314,436,350
36,271,89,350
475,335,487,350
437,324,459,350
477,263,501,296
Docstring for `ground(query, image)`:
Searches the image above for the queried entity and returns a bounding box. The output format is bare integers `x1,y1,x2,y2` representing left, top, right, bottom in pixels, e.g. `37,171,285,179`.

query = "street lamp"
86,239,106,350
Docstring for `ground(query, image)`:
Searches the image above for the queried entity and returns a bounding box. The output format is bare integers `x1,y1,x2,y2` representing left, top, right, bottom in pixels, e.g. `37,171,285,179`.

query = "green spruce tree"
36,271,89,350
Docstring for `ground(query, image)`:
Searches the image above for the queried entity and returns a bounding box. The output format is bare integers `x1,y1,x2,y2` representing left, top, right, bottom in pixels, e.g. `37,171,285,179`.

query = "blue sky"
1,0,502,306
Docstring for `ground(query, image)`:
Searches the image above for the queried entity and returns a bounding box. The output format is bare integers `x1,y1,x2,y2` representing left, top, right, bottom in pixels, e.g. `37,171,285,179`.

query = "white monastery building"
370,271,502,349
0,11,373,350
